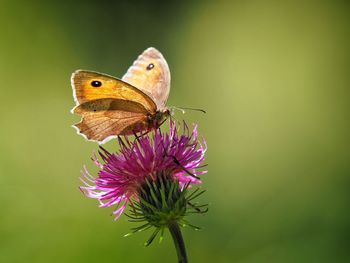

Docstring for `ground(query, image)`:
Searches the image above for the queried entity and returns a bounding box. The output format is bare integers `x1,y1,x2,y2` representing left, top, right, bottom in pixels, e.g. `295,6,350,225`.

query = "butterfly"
71,47,171,144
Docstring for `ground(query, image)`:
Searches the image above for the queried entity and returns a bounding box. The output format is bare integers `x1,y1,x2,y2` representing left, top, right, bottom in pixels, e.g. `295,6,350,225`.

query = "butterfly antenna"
170,106,206,114
180,107,206,114
170,106,186,115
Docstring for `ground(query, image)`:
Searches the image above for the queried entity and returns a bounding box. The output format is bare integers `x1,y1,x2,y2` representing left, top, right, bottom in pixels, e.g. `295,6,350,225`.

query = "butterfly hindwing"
73,98,149,143
74,110,148,143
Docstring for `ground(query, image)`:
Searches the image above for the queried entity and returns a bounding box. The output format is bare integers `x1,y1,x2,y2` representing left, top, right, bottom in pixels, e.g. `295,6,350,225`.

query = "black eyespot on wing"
91,80,102,87
146,63,154,70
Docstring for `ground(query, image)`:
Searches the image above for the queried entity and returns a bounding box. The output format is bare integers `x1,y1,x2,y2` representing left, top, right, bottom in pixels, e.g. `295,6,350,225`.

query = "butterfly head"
147,109,170,129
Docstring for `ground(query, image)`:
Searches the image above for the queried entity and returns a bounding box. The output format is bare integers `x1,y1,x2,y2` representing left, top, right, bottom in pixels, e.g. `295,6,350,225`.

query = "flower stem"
168,221,188,263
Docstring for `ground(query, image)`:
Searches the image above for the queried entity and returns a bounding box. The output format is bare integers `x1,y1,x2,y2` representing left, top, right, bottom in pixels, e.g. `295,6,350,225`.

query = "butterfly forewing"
72,70,156,113
122,47,170,110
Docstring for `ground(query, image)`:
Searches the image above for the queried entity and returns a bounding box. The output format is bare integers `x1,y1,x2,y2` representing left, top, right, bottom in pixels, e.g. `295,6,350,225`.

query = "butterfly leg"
156,117,168,128
132,130,151,143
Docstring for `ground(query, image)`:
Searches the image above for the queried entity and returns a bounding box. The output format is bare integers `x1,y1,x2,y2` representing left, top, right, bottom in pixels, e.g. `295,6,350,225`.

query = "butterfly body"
71,47,171,144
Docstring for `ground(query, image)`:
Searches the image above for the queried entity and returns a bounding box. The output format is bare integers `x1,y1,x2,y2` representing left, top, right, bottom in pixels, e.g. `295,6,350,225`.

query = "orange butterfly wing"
71,70,157,143
122,47,170,111
72,70,156,112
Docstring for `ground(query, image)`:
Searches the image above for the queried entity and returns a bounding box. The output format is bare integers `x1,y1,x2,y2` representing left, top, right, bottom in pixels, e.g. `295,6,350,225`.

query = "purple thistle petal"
80,121,207,220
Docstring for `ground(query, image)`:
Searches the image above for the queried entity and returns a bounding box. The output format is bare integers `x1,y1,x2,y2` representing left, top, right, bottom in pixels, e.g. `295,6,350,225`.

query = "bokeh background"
0,0,349,262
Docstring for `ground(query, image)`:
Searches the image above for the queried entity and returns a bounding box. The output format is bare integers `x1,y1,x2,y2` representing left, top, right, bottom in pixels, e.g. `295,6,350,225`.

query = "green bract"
125,171,208,246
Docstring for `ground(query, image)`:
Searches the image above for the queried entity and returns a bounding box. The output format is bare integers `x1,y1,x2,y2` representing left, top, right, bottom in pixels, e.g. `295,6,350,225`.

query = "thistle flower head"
80,121,207,221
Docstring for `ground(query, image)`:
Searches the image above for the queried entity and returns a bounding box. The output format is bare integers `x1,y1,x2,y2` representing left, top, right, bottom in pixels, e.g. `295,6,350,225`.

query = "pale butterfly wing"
122,47,171,111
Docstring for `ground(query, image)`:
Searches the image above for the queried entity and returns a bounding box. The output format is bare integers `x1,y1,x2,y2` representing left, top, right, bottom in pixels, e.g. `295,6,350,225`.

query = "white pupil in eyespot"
91,80,102,87
146,63,154,70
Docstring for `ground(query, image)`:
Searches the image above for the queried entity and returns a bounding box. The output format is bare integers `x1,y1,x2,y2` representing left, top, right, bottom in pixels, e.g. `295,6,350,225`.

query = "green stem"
168,221,188,263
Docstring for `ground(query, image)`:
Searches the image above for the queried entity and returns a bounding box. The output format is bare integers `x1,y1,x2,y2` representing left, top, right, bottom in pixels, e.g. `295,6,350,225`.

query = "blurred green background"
0,0,349,262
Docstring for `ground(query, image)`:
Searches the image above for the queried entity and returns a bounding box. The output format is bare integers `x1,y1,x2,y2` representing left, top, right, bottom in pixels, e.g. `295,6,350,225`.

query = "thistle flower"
80,121,208,261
